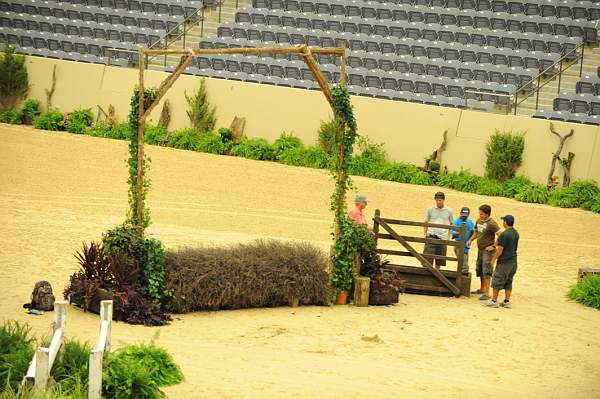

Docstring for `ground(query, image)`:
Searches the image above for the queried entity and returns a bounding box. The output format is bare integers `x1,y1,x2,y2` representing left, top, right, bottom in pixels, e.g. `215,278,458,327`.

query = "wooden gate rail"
372,209,470,297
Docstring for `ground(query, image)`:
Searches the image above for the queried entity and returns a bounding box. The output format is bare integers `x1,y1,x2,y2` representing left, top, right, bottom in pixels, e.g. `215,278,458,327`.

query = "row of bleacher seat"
199,36,537,86
553,92,600,114
254,0,600,20
361,0,600,17
233,8,584,52
2,14,164,45
576,75,600,94
215,23,562,70
533,109,600,124
14,0,204,12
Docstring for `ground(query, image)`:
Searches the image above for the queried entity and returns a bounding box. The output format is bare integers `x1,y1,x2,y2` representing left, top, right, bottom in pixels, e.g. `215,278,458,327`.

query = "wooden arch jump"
133,44,348,233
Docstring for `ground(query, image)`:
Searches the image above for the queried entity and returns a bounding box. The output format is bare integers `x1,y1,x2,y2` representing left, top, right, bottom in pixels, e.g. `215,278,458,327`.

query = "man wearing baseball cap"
485,214,520,308
451,207,475,275
348,194,368,226
423,191,453,270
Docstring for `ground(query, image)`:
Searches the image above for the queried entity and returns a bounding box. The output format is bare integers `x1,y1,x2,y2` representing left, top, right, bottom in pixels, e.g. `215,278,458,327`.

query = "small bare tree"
547,123,574,189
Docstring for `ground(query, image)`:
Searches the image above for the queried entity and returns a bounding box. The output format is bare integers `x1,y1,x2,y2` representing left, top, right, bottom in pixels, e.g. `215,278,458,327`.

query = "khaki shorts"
476,249,494,278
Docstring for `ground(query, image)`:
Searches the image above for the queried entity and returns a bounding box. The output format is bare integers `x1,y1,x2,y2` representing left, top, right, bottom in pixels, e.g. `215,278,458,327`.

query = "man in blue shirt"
451,207,475,275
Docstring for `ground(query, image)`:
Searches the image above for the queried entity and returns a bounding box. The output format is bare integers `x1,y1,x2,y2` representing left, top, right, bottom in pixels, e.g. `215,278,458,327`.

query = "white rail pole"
88,350,103,399
88,300,113,399
54,301,67,332
34,348,49,391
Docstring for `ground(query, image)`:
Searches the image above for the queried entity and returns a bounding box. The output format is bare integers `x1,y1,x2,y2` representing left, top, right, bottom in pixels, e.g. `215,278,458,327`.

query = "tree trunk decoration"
547,123,574,190
561,152,575,188
424,130,447,174
158,99,171,129
230,116,246,140
45,65,56,112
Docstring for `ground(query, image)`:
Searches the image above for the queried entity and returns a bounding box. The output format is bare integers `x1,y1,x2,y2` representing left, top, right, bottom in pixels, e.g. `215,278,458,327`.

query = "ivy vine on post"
329,85,360,296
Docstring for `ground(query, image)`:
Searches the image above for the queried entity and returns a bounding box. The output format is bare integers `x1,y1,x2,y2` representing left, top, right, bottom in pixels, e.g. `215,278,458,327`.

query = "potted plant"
360,249,405,305
335,290,348,305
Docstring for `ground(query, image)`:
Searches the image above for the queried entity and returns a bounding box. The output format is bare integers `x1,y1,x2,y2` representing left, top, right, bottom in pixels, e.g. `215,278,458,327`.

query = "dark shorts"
424,236,447,266
492,259,517,290
476,249,494,278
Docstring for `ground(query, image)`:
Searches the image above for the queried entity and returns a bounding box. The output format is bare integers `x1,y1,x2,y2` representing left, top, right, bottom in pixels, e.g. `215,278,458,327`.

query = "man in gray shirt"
423,192,453,269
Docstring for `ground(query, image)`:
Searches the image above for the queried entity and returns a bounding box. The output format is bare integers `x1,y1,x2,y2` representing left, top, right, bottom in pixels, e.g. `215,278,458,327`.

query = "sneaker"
478,294,490,300
484,300,499,308
471,289,482,294
500,301,512,309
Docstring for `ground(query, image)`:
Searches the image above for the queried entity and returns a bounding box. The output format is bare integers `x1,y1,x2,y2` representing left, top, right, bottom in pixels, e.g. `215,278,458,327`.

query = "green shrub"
0,42,28,111
437,170,482,193
476,178,505,197
501,176,533,198
0,109,23,124
195,133,226,155
377,163,422,184
0,321,35,392
273,133,303,159
348,137,388,178
218,127,233,143
317,119,338,155
185,79,216,133
548,180,600,208
20,99,40,124
484,130,525,182
167,128,201,151
278,146,330,169
65,108,93,134
103,343,183,399
144,124,168,145
231,137,275,161
582,193,600,213
409,170,433,185
514,184,549,204
51,340,91,395
33,110,65,131
86,123,131,140
568,275,600,310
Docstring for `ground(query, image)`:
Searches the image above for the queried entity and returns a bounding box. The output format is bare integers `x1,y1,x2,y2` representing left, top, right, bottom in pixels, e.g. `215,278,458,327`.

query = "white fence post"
88,300,113,399
34,348,49,391
54,301,67,332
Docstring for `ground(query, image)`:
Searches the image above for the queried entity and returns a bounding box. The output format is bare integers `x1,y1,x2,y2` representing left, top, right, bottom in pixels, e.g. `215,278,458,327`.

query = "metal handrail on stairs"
512,41,586,115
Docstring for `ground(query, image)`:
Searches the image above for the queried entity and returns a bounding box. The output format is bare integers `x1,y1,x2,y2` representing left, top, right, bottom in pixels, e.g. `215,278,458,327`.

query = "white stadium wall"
24,56,600,184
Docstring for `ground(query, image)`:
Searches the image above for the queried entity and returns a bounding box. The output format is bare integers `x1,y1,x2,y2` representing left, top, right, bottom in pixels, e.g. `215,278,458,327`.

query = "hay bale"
165,240,332,313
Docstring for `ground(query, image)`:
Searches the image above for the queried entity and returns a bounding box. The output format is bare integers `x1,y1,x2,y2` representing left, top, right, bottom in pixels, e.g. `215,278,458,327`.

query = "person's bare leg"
482,277,490,295
492,288,500,302
505,289,512,301
479,276,484,291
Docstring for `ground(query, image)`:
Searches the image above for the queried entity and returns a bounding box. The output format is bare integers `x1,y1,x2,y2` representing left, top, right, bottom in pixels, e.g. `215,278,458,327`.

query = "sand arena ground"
1,124,599,399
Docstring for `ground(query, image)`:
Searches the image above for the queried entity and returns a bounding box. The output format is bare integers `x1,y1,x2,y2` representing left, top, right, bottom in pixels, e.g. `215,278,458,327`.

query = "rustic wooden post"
34,348,49,391
547,122,574,190
340,42,346,86
136,47,146,236
372,209,381,246
561,151,575,187
454,223,466,295
354,276,370,307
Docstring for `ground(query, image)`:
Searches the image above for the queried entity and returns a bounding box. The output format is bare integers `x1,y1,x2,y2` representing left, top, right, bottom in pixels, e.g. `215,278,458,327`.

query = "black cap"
501,215,515,226
434,191,445,199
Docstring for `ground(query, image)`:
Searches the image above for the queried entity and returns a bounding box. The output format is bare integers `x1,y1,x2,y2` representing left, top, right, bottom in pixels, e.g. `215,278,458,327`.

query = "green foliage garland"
330,222,374,293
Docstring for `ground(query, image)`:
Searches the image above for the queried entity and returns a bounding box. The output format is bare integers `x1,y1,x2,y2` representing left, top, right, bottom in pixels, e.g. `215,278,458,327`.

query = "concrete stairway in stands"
515,46,600,117
148,0,251,70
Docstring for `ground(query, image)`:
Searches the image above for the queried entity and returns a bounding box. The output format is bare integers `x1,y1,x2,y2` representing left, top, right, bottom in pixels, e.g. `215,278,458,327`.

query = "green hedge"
4,103,599,213
568,275,600,310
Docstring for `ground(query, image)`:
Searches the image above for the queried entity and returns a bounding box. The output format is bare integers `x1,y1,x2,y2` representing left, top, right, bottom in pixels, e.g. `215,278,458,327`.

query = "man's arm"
467,225,478,246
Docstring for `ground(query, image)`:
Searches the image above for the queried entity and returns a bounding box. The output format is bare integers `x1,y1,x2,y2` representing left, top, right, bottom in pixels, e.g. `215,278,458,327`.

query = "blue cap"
460,207,470,216
501,215,515,226
355,195,368,203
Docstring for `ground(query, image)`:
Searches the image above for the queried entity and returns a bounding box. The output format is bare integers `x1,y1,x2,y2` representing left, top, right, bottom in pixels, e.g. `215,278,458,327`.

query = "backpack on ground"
31,281,55,311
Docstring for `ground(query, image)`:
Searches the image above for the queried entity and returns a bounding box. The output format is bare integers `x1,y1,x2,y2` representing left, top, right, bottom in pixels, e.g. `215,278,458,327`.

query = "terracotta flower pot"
335,291,348,305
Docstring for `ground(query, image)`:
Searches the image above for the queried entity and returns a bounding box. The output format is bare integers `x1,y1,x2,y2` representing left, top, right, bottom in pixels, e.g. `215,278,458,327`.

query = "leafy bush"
218,127,233,143
164,240,332,312
437,170,482,193
476,178,505,197
20,99,40,124
501,175,533,198
0,109,23,124
278,146,330,169
231,137,275,161
144,124,168,145
86,123,131,140
185,79,216,133
317,119,338,155
514,184,549,204
484,130,525,182
0,321,35,392
348,137,388,178
377,162,422,184
331,222,375,293
0,42,28,111
65,108,93,134
409,170,433,185
568,275,600,310
548,180,600,208
33,110,65,131
582,194,600,213
273,133,303,160
51,339,91,395
195,133,226,155
167,128,201,150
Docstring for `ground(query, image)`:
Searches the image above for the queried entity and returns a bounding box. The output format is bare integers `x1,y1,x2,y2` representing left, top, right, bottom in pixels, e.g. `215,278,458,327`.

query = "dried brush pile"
164,240,332,312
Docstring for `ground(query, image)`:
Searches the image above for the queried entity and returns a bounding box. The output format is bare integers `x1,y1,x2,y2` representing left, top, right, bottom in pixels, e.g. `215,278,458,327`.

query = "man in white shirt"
423,191,454,270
